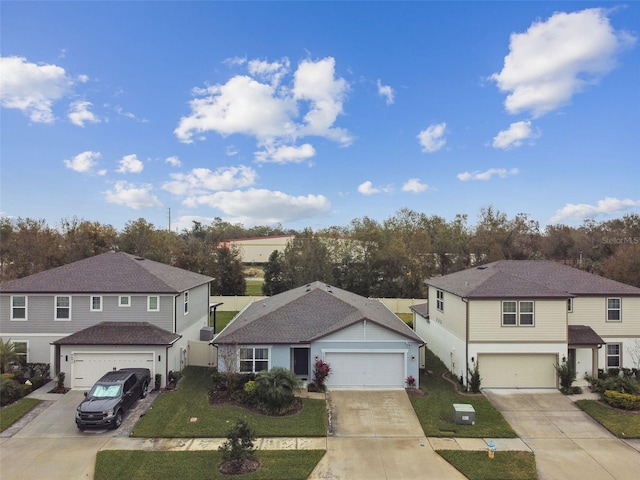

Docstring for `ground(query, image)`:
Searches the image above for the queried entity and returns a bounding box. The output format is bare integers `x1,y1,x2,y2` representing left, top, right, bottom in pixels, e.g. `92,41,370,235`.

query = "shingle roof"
568,325,605,346
214,281,423,345
409,303,428,318
52,321,181,345
425,260,640,298
0,251,212,294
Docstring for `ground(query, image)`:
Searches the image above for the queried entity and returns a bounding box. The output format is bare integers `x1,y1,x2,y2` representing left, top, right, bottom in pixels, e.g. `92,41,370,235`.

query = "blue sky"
1,1,639,233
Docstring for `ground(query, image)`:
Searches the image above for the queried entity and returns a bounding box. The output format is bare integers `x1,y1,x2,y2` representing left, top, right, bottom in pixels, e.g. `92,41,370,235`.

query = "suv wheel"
141,382,149,399
113,410,123,429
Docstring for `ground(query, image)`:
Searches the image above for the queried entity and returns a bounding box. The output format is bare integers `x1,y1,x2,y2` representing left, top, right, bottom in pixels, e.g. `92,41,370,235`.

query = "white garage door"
72,352,154,389
478,353,557,388
324,351,405,388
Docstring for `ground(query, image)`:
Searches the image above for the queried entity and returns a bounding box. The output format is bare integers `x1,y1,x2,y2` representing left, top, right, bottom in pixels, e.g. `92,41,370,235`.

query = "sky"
1,1,639,233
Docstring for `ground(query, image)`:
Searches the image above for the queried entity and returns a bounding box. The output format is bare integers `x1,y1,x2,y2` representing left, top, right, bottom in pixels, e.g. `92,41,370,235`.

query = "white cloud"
377,79,394,105
551,197,640,223
492,121,539,149
457,168,519,181
68,100,100,127
255,143,316,164
64,150,103,174
491,8,636,117
116,154,144,174
402,178,429,193
175,56,352,152
417,122,447,153
104,181,162,209
358,180,392,196
0,56,74,123
165,156,181,167
162,165,257,196
182,188,331,225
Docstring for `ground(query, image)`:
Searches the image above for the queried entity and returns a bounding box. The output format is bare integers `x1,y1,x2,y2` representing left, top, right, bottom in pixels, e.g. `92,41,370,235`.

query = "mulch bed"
405,387,427,397
209,392,304,417
219,458,261,475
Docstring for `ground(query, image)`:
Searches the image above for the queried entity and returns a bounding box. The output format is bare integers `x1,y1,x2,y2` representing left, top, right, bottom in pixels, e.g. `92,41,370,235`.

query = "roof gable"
0,251,212,294
214,281,423,344
426,260,640,298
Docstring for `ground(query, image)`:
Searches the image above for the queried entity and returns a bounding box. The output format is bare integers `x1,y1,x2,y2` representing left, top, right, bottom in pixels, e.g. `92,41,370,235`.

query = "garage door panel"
72,352,154,389
478,353,557,388
324,352,405,388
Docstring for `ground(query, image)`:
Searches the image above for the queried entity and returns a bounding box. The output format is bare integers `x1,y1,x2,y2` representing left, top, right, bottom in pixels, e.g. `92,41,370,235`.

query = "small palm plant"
254,367,302,414
0,338,19,374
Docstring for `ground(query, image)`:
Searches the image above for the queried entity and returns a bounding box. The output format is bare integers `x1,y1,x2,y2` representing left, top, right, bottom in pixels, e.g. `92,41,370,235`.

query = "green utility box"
453,403,476,425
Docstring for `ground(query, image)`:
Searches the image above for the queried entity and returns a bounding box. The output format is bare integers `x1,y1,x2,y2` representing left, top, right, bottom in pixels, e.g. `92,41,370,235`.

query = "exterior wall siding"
414,311,467,380
427,286,466,339
468,299,567,343
317,320,416,343
570,297,640,337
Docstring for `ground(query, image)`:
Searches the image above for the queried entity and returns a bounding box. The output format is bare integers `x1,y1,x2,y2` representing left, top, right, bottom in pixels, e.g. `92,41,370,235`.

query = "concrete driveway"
308,390,465,480
0,388,152,480
484,389,640,480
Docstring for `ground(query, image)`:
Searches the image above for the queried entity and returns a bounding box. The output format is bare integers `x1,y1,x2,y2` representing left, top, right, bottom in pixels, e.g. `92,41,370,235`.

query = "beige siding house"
412,260,640,389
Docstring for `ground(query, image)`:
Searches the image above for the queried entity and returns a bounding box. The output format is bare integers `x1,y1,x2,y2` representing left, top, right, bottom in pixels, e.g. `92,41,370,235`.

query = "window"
567,298,573,313
502,301,517,326
90,296,102,312
607,298,621,322
119,296,131,307
148,296,159,311
55,296,71,320
13,341,28,363
502,300,534,326
11,296,27,320
239,347,269,373
184,290,189,315
606,344,621,368
436,290,444,312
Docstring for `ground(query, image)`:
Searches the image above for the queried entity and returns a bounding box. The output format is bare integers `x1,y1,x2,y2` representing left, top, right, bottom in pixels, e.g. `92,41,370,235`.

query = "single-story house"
214,281,425,388
413,260,640,389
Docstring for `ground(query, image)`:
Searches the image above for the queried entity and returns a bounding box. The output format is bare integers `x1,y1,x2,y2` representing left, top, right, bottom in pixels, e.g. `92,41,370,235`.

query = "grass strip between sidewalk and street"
0,397,41,432
575,399,640,438
94,450,326,480
132,366,327,438
437,450,537,480
410,349,516,438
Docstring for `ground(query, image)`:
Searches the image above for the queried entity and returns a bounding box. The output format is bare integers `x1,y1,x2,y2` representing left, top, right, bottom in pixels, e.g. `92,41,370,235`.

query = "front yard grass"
410,349,516,438
94,450,325,480
0,397,41,432
437,450,537,480
575,399,640,438
132,366,327,438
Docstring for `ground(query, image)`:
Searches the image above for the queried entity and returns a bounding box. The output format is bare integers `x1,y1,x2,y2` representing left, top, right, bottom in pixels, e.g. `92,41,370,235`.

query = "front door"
568,348,576,375
292,348,310,379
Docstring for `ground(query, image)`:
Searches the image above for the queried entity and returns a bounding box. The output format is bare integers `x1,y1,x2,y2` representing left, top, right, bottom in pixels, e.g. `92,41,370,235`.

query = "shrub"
30,375,46,390
468,360,481,393
589,375,640,395
154,373,162,391
312,359,331,392
254,367,301,414
603,390,640,410
218,419,257,474
0,378,21,406
406,375,416,388
56,371,65,389
555,356,576,393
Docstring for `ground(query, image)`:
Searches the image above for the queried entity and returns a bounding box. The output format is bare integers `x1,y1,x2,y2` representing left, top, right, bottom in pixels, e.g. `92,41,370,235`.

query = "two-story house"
0,251,213,388
412,260,640,389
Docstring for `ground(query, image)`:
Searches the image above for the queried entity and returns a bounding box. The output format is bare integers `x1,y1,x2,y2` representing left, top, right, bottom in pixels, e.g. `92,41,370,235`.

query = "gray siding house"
214,281,424,388
0,251,212,388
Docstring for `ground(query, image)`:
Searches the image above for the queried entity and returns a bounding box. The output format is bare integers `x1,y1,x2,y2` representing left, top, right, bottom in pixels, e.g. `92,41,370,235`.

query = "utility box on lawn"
453,403,476,425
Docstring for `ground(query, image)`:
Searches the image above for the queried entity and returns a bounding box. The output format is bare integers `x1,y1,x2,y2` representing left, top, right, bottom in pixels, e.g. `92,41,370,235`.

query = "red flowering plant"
406,375,416,388
310,359,332,392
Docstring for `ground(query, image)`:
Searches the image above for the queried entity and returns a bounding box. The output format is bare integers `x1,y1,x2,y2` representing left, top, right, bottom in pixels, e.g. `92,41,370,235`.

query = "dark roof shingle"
0,251,212,294
568,325,605,346
52,322,181,345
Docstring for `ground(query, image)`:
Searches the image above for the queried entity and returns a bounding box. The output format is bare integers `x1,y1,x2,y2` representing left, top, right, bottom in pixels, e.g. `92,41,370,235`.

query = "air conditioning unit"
200,326,215,341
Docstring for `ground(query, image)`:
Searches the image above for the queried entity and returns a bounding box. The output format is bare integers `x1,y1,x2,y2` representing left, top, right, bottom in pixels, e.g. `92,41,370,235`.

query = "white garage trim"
322,349,407,388
478,353,558,389
71,351,155,389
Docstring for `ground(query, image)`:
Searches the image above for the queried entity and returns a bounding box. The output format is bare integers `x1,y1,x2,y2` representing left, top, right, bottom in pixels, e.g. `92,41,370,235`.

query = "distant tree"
118,218,179,263
210,246,246,295
58,217,117,263
283,228,335,287
600,244,640,288
262,250,292,296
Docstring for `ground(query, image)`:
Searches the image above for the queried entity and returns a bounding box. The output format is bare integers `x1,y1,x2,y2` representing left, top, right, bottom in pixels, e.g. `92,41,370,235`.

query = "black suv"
76,368,150,430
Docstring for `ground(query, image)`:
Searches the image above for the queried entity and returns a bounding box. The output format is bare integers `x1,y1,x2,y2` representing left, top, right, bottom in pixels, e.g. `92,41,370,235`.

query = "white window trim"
436,289,444,312
55,295,72,321
502,300,535,327
13,340,28,363
606,343,621,368
11,295,27,321
606,297,621,322
90,295,103,312
184,290,189,316
147,296,160,312
239,346,271,373
119,296,131,307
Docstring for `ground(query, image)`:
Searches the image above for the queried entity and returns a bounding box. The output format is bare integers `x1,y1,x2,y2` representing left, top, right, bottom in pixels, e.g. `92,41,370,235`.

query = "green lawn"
575,399,640,438
209,310,237,333
410,349,517,438
245,280,264,296
0,397,41,432
437,450,537,480
95,450,325,480
132,367,327,438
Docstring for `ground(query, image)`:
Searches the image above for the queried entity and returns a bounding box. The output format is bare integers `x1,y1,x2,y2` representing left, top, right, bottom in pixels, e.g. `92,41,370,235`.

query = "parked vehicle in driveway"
75,368,150,430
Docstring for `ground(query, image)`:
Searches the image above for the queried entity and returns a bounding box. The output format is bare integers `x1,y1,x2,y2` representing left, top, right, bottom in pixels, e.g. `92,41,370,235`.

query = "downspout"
463,297,469,387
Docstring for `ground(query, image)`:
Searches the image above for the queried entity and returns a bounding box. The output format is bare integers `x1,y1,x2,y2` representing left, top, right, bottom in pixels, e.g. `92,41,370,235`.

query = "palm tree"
254,367,302,414
0,338,19,374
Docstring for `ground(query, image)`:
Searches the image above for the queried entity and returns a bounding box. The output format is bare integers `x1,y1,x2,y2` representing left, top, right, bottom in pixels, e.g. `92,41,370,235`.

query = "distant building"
219,236,295,264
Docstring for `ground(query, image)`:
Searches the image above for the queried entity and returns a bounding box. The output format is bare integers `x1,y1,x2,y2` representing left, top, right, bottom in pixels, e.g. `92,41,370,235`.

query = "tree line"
1,207,639,298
